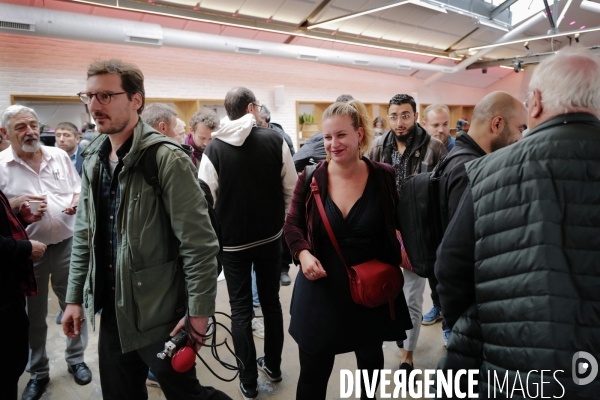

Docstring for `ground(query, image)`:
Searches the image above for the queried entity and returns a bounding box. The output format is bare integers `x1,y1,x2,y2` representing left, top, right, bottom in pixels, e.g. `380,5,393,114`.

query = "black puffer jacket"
436,113,600,399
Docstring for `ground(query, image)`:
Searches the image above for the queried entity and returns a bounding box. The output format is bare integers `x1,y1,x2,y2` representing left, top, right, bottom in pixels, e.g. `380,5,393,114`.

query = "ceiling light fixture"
569,21,576,25
307,1,410,29
557,0,574,28
467,25,600,51
580,25,586,29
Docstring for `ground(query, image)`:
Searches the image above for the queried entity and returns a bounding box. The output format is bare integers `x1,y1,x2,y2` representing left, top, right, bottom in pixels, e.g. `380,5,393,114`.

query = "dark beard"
394,124,416,143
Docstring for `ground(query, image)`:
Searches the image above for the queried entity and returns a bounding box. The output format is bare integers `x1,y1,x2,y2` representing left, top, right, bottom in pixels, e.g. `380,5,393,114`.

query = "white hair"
529,46,600,115
1,105,39,131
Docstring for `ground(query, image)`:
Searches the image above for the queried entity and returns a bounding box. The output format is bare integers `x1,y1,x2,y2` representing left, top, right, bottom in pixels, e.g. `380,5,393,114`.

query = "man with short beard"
366,93,446,375
429,92,527,346
62,59,229,400
0,105,89,400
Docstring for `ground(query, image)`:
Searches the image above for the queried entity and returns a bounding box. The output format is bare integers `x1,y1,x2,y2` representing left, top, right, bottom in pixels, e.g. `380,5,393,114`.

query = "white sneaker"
252,318,265,339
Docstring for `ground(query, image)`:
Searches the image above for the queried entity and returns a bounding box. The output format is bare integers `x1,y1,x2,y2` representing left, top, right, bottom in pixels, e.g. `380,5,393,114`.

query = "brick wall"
0,32,490,148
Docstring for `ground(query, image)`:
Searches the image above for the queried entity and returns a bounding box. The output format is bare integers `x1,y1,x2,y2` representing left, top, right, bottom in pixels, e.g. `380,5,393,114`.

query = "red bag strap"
310,177,351,273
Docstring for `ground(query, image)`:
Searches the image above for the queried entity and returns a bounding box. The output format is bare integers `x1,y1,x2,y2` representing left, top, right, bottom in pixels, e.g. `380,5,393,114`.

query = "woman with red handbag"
284,100,412,400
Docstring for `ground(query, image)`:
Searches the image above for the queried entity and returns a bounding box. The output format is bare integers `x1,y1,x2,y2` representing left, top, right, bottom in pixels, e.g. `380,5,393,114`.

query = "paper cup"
29,200,43,214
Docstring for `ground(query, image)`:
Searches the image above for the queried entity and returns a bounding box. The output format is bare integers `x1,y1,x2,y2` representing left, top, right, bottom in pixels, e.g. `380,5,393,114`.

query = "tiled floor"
17,266,445,399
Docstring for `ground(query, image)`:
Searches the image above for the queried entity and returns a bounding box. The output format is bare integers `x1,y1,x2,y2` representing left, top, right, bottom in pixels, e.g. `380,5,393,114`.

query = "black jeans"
297,344,384,400
222,239,284,387
1,295,28,400
98,298,231,400
281,235,292,274
428,275,448,330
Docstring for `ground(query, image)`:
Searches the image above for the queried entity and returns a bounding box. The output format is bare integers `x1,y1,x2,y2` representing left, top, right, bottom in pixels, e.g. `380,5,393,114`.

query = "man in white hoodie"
198,87,297,400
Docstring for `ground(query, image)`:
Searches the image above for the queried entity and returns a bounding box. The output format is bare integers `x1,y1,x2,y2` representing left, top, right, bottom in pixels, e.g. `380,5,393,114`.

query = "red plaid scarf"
0,193,37,296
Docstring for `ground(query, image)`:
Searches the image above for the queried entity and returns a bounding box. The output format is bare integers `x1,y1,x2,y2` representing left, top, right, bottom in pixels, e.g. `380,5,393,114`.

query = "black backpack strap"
432,147,481,179
141,143,163,196
303,164,317,196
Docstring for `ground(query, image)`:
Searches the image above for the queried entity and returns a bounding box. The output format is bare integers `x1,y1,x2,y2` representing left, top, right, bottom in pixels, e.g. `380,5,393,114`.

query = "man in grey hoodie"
198,87,297,400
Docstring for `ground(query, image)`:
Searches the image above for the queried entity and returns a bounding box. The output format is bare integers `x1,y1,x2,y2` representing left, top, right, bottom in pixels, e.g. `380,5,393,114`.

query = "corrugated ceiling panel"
437,73,500,88
274,0,320,24
416,30,458,50
383,5,435,26
239,0,284,19
199,0,245,14
252,30,292,43
360,19,398,40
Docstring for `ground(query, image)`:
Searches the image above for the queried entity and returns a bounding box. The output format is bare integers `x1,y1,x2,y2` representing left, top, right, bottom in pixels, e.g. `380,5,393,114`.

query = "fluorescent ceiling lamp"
556,0,574,28
70,0,459,59
467,25,600,51
308,1,409,29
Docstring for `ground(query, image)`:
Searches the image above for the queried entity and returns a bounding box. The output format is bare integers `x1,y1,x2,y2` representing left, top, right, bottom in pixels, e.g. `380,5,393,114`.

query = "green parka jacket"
65,120,219,353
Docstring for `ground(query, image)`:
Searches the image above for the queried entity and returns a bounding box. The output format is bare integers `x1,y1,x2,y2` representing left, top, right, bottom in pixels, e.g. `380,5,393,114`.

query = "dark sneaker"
239,382,258,400
22,376,50,400
67,362,92,385
257,357,282,382
422,305,443,325
398,362,415,385
280,272,291,286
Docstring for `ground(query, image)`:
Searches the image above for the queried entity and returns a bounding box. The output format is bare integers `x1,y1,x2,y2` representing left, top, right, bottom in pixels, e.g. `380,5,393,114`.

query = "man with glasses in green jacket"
62,59,231,400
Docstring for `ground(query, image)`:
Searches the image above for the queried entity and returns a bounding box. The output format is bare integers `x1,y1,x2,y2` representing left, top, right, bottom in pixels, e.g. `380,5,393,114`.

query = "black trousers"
280,236,292,273
1,295,29,400
297,344,384,400
428,275,448,330
222,239,284,387
98,297,231,400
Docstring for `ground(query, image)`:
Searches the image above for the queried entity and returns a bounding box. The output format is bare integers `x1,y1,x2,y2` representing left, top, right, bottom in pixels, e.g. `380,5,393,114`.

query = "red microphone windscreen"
171,346,196,373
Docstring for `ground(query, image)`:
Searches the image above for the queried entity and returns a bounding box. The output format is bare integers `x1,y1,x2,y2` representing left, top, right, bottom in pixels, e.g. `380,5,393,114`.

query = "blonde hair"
322,100,373,157
423,104,450,122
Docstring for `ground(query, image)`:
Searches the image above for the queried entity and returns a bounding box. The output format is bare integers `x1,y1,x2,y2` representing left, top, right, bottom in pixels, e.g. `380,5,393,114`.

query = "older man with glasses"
366,93,446,375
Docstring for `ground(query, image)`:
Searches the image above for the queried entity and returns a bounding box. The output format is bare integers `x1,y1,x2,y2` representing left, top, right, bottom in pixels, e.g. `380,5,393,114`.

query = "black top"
0,190,33,302
289,174,409,355
438,132,486,230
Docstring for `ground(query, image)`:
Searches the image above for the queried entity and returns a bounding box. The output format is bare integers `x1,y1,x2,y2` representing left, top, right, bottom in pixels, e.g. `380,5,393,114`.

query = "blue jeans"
252,267,260,308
